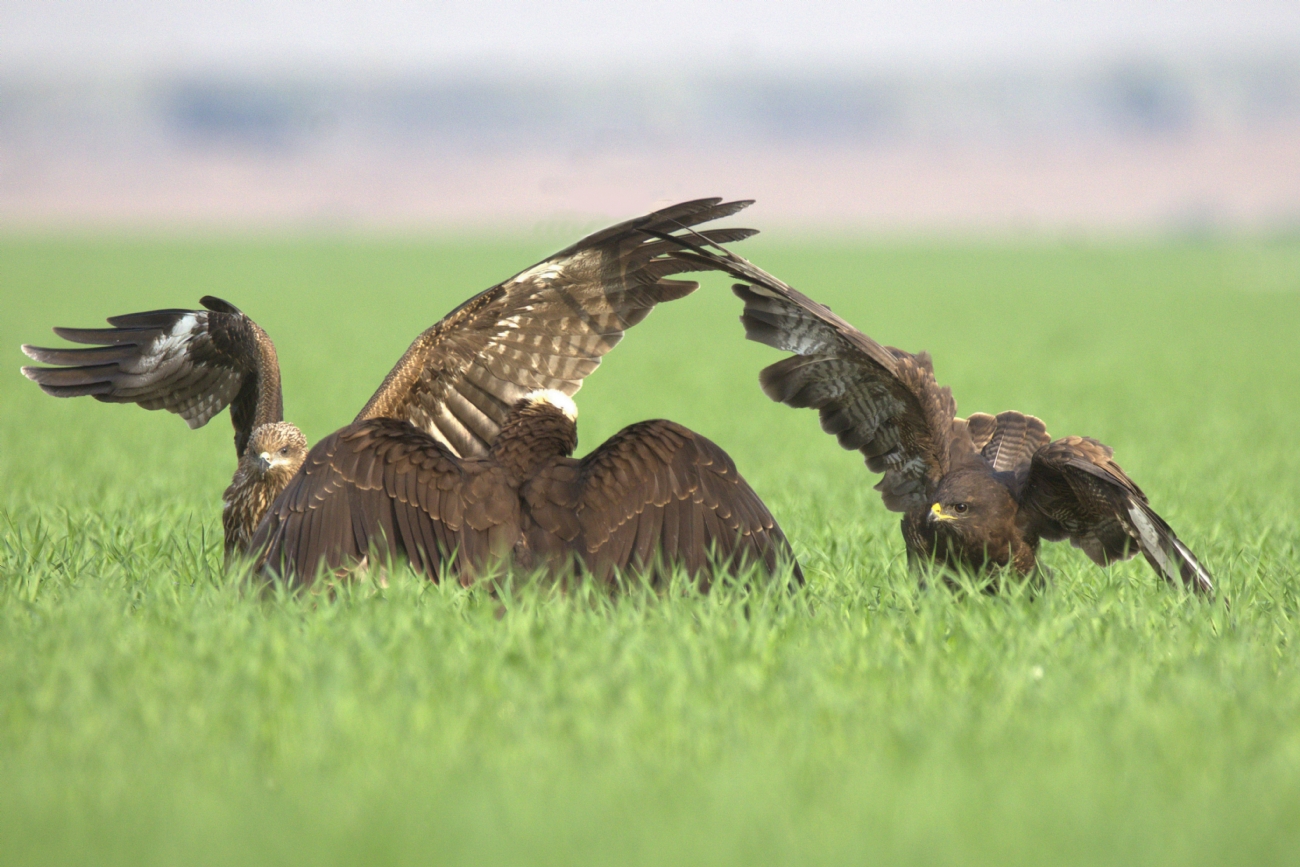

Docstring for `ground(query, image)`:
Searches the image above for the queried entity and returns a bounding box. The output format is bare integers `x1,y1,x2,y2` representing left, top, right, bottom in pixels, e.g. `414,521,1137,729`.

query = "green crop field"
2,234,1299,866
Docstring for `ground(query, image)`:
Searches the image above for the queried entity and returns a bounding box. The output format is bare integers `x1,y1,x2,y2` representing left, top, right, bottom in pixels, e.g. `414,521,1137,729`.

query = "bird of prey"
12,198,790,587
19,198,797,587
250,198,801,588
21,296,309,562
245,197,790,590
667,239,1213,594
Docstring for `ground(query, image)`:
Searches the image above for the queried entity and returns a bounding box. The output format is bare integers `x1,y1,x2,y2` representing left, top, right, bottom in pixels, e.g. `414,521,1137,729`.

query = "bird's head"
243,422,309,483
928,469,1018,537
520,388,577,422
503,389,579,452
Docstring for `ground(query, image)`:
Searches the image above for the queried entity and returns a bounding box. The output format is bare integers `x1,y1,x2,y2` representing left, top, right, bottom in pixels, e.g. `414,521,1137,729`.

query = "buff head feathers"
245,422,309,480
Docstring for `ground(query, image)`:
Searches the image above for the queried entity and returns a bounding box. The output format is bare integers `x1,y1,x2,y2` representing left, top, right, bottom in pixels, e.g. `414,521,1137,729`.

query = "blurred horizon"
2,1,1299,233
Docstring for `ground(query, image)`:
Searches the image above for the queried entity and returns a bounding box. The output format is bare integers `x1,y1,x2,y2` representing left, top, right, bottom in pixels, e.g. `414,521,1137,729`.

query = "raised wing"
21,296,282,458
1017,437,1214,594
965,410,1051,490
523,420,802,587
356,198,756,458
250,418,519,586
669,241,957,512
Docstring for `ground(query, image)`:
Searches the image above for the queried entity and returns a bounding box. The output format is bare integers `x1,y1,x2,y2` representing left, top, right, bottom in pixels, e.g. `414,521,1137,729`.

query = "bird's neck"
490,404,578,482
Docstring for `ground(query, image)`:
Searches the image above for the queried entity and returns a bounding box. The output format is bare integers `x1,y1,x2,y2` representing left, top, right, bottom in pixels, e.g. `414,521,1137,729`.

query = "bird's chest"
221,475,275,553
902,509,1029,574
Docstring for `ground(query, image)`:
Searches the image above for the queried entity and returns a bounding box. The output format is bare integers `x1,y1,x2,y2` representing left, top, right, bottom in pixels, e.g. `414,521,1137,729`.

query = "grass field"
2,233,1299,865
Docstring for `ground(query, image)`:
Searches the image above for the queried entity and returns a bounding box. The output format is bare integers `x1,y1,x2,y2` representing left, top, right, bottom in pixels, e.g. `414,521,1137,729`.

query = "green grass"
2,234,1299,865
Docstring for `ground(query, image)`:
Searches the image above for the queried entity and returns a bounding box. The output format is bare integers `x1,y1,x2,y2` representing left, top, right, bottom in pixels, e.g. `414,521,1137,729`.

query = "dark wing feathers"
253,418,799,589
21,295,282,458
662,225,1213,593
1018,437,1213,594
669,240,957,513
356,198,756,458
251,419,518,586
966,411,1051,488
525,420,803,587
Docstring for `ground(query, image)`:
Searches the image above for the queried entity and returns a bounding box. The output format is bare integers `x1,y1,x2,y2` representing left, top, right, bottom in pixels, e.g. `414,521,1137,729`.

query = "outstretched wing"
250,418,518,586
669,241,957,512
523,420,803,587
1017,437,1213,594
356,198,756,458
21,296,282,458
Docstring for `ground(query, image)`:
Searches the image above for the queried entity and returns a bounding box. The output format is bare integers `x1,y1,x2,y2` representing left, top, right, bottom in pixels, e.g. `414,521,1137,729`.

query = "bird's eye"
953,503,969,514
279,446,289,456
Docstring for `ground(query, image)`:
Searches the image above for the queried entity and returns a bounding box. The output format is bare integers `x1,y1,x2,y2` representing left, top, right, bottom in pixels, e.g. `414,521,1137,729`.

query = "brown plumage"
667,238,1213,594
353,198,759,459
253,392,801,588
222,422,309,557
250,197,800,587
21,296,309,563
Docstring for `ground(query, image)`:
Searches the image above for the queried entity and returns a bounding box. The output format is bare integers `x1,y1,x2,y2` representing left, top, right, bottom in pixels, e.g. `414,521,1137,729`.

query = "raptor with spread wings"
22,297,309,560
19,200,797,589
245,197,800,587
668,239,1212,594
253,391,799,588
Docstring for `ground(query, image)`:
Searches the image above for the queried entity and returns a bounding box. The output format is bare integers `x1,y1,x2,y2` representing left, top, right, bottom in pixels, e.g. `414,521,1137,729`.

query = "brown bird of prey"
21,200,797,588
666,238,1212,594
249,197,799,588
22,296,309,562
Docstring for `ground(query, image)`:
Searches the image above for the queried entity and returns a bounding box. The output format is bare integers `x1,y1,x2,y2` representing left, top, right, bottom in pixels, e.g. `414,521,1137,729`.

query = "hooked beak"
930,502,956,524
256,452,272,474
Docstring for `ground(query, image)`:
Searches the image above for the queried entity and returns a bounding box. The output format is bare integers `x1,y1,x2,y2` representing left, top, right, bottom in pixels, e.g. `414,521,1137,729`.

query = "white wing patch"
1172,536,1215,592
1125,500,1214,592
1126,502,1173,578
120,313,201,380
145,314,200,369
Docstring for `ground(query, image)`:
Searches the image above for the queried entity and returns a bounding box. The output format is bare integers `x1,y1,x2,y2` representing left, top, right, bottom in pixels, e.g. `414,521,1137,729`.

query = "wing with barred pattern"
1017,436,1214,593
669,240,959,512
356,198,756,457
22,295,282,457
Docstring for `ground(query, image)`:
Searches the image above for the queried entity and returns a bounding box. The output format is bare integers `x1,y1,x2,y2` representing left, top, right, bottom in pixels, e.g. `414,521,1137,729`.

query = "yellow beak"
930,502,956,523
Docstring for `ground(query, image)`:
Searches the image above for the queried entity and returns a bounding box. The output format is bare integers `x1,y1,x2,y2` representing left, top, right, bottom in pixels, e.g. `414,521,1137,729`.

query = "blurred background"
2,0,1299,234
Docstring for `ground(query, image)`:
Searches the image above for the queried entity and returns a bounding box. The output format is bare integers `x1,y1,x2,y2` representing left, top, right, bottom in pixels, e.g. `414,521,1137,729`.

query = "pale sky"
3,0,1299,74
